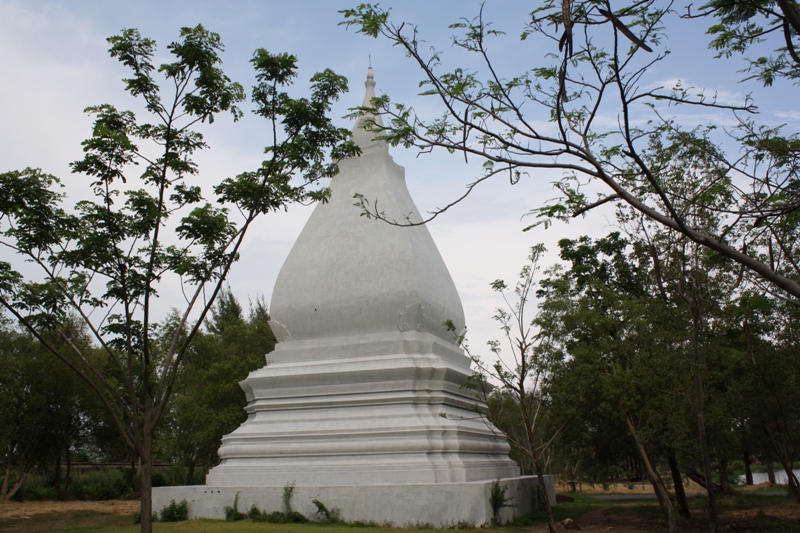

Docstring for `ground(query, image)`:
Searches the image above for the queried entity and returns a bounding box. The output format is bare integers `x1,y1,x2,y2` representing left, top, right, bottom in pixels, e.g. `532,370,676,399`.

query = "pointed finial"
353,66,386,151
369,54,371,68
362,66,376,106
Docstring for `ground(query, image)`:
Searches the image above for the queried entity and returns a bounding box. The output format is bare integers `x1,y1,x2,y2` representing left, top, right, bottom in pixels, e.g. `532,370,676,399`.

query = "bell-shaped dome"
268,68,465,345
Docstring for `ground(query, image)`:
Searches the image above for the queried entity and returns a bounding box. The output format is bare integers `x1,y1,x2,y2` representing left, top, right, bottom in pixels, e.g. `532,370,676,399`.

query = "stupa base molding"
153,475,555,526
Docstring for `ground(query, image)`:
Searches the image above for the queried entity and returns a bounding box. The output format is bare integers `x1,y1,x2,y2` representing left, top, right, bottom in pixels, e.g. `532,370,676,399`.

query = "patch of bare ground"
0,499,138,519
555,479,779,496
534,487,800,532
531,503,667,532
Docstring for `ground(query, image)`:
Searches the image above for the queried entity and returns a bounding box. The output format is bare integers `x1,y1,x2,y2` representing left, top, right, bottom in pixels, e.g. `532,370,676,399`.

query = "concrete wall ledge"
153,475,555,527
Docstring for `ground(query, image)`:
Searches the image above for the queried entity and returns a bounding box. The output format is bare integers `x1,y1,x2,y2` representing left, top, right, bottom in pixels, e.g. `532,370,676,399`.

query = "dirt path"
0,499,138,520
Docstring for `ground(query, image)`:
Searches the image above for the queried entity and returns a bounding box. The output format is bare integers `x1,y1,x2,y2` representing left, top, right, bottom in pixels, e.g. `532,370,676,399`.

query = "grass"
2,492,798,533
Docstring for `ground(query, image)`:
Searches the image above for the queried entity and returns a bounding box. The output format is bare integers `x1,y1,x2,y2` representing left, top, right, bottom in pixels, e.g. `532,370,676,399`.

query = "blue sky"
1,1,795,358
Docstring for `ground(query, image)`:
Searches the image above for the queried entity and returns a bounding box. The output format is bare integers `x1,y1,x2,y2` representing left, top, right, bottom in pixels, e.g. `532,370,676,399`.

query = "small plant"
282,480,296,514
249,503,264,520
247,496,308,524
159,499,189,522
351,519,380,527
445,520,475,529
312,498,343,524
132,512,159,525
406,521,436,529
489,479,509,524
224,492,248,522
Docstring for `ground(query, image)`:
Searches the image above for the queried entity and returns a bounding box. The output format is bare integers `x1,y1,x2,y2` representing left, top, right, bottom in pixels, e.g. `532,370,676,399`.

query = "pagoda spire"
352,67,387,152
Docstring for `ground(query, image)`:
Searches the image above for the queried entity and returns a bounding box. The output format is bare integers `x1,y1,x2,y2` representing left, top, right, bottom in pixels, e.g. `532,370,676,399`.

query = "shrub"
312,498,342,524
224,492,248,522
248,502,308,524
159,499,188,522
489,479,509,524
282,481,295,514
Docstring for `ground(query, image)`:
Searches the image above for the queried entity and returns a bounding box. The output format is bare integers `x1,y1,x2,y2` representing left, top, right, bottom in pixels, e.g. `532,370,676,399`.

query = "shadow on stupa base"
153,475,555,527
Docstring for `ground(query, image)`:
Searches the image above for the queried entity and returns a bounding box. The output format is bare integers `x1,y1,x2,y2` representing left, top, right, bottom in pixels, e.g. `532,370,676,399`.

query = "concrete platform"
153,475,555,527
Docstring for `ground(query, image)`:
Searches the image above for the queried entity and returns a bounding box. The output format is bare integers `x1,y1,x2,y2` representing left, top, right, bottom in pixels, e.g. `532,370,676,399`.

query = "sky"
1,1,796,360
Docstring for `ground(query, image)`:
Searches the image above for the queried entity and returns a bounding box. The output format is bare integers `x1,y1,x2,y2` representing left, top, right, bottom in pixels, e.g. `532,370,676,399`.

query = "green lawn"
2,493,798,533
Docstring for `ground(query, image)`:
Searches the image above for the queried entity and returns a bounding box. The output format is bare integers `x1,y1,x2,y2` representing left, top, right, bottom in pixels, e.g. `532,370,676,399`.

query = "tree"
0,318,97,501
158,288,277,483
537,233,688,532
340,1,800,300
0,26,356,532
464,244,561,533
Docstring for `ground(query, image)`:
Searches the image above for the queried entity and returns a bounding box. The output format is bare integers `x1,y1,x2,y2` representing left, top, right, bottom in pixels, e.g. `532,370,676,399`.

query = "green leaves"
339,4,391,38
702,0,800,85
0,168,69,251
108,29,158,107
0,24,362,532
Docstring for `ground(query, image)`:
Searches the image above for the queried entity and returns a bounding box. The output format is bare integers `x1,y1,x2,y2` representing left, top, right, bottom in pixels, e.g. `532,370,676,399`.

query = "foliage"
456,245,559,533
158,499,189,522
282,480,296,514
489,479,509,524
0,319,100,501
224,492,248,522
312,498,343,524
340,2,800,300
248,504,310,524
0,23,357,533
246,485,310,526
156,288,276,478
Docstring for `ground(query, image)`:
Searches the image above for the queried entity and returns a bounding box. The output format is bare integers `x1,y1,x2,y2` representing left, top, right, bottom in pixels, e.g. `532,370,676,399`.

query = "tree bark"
719,455,731,494
626,417,678,532
54,452,62,500
65,446,72,500
763,427,800,503
184,461,195,486
689,304,719,533
667,447,691,519
767,457,776,485
1,451,12,498
139,410,153,533
743,451,753,486
140,423,154,533
1,456,29,501
532,455,556,533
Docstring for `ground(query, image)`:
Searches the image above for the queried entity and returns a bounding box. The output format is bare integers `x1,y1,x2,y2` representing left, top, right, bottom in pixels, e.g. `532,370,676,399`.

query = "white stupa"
154,69,553,525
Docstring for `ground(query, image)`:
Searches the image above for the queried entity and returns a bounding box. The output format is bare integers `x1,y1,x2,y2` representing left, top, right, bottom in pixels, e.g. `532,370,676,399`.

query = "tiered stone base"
154,331,547,525
207,331,521,487
153,476,555,526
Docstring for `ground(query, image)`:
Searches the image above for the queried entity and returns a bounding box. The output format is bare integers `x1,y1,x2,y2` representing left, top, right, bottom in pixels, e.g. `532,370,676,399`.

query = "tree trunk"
626,418,678,532
184,461,195,486
140,423,154,533
54,452,62,500
65,446,72,500
532,455,556,533
743,451,753,486
690,308,719,533
1,456,29,501
719,455,731,494
767,457,776,485
763,427,800,503
686,467,724,493
1,451,12,498
667,447,691,519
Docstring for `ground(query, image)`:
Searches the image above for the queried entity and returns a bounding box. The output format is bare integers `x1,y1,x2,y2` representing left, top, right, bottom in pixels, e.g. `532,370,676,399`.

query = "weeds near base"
312,498,343,524
490,479,510,524
224,492,248,522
